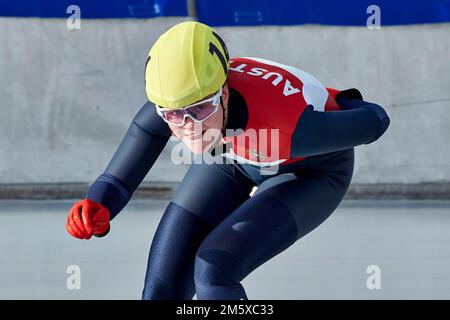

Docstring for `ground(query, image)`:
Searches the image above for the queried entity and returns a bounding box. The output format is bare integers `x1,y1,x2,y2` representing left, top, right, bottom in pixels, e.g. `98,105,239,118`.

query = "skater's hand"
66,199,110,240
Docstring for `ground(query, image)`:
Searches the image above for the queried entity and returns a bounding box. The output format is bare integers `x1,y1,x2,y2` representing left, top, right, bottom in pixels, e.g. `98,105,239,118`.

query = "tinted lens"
163,109,185,125
186,103,216,121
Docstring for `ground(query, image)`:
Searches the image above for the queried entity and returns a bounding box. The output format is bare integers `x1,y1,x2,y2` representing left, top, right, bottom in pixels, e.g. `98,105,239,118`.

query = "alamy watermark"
169,126,282,175
66,5,81,30
66,265,81,290
366,5,382,30
366,265,382,290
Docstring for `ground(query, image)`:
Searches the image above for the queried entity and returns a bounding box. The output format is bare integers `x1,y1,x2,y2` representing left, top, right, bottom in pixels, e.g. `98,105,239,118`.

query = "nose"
183,116,195,129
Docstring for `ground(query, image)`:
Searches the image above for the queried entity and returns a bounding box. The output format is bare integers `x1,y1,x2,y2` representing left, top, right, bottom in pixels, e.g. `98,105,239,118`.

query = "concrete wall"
0,17,449,186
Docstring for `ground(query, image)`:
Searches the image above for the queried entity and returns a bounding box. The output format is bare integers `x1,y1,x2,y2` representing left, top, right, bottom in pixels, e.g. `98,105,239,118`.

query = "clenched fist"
66,199,110,239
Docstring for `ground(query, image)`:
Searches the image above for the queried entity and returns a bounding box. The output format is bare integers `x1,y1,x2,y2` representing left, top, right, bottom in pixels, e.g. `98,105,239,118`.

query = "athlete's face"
168,83,229,154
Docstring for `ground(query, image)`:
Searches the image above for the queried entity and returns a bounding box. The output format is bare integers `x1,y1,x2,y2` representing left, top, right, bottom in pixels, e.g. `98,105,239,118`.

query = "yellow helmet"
145,21,230,109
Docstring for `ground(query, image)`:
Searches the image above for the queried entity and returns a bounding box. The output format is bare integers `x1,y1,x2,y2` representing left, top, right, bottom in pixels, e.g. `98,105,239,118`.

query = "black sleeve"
291,94,390,158
86,102,172,219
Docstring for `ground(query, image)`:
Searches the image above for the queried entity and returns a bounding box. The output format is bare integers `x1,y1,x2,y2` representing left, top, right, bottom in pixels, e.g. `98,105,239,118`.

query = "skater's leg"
142,158,255,299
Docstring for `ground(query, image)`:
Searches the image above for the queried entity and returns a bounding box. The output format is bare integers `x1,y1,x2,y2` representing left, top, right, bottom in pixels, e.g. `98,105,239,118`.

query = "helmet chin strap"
220,96,226,137
206,96,227,157
208,97,232,156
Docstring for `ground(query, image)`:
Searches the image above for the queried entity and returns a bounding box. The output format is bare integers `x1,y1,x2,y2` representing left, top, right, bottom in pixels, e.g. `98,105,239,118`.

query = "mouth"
184,129,206,140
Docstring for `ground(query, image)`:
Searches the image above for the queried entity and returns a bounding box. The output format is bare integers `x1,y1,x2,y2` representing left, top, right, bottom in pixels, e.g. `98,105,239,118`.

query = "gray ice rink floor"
1,199,450,299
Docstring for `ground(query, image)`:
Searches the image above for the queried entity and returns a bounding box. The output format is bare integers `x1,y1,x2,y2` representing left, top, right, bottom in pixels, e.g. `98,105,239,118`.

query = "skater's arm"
291,89,390,158
86,102,172,220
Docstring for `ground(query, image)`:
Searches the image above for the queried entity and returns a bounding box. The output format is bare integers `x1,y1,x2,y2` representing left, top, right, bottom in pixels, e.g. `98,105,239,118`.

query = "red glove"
66,199,110,240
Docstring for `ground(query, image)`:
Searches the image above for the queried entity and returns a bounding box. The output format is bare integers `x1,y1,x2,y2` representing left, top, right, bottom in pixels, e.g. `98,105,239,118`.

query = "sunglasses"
155,88,223,126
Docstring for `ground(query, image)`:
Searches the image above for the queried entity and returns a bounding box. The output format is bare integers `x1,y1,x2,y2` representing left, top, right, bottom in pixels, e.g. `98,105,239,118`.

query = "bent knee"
194,248,243,286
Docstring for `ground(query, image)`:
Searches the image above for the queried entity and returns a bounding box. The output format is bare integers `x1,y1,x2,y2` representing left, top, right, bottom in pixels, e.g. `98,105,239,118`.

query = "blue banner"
0,0,188,18
196,0,450,26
